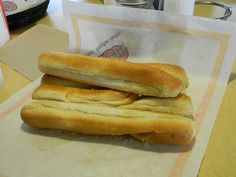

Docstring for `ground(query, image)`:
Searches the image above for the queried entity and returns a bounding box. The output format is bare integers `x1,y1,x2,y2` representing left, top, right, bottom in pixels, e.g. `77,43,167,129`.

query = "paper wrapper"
1,1,236,177
0,25,68,81
0,66,3,92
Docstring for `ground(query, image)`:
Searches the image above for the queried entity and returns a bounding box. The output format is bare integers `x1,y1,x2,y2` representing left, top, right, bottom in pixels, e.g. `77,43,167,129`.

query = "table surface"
1,0,236,177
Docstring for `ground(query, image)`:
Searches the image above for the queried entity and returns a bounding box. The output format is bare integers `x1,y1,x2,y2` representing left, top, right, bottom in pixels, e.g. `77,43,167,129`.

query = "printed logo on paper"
86,31,129,60
3,1,17,12
99,45,129,60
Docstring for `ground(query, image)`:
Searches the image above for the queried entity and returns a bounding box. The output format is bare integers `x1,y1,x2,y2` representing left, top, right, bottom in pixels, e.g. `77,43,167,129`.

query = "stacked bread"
21,52,195,145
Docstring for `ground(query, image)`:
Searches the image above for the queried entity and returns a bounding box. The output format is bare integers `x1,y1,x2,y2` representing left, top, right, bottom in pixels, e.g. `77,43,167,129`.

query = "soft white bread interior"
38,52,185,97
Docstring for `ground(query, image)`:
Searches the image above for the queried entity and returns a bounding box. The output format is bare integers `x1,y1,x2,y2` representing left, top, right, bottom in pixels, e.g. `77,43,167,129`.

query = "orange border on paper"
70,14,230,177
0,90,33,119
0,13,230,177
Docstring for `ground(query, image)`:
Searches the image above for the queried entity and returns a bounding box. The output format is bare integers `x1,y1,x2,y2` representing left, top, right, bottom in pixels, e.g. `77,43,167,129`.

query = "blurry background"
194,0,236,21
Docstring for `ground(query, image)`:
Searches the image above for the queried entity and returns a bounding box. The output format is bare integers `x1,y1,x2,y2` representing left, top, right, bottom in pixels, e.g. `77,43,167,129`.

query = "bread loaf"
20,52,195,145
33,84,138,106
21,99,194,145
33,84,193,117
38,52,185,97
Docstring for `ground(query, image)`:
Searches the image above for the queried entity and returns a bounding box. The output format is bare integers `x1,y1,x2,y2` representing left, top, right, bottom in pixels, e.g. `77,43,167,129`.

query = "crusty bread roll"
21,99,194,145
120,94,193,117
41,74,98,89
21,84,194,145
38,52,185,97
146,63,188,88
33,84,139,106
20,52,194,145
32,84,193,117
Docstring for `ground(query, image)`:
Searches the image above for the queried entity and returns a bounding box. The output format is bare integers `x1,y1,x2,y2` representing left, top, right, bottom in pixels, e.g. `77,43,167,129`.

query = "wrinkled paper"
61,1,236,176
0,1,236,177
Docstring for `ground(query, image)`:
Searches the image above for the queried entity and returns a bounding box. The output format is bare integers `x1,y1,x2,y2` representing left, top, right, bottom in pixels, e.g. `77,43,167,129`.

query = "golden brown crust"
38,52,185,97
32,84,193,116
20,52,194,145
41,74,96,89
132,132,193,145
145,63,188,87
21,100,194,145
120,94,193,117
33,84,138,106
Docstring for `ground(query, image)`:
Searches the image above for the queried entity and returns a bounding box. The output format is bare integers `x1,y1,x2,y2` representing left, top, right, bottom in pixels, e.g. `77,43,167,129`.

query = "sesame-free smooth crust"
33,84,193,117
21,100,194,145
38,52,185,97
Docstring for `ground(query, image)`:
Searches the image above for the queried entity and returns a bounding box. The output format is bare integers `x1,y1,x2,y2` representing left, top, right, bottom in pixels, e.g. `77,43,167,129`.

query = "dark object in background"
5,0,50,30
153,0,163,10
153,0,232,20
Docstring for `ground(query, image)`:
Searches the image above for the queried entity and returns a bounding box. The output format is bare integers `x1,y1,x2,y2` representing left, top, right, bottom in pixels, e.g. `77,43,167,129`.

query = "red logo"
3,1,17,12
99,45,129,60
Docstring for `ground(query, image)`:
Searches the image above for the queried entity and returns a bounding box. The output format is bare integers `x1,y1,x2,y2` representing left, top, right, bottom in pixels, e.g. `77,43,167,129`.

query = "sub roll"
21,84,195,145
32,84,193,117
20,52,195,145
38,52,185,97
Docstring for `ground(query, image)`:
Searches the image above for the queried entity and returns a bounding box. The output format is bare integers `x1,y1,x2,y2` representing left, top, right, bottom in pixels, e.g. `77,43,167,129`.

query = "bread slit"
28,100,192,121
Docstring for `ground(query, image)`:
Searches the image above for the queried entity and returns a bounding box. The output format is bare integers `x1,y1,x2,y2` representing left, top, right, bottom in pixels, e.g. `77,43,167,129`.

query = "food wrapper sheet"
0,1,236,177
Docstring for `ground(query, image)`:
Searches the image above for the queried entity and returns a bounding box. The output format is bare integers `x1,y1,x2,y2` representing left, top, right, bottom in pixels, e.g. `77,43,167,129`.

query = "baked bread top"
38,52,185,97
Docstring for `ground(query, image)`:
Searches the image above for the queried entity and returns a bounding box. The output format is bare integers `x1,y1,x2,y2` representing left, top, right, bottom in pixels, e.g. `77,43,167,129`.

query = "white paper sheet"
0,1,236,177
0,5,10,46
61,1,236,176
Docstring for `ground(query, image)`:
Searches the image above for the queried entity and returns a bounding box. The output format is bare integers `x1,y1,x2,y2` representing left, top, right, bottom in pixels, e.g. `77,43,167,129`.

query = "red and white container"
0,0,10,46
